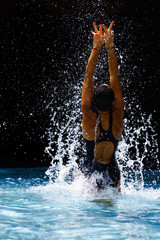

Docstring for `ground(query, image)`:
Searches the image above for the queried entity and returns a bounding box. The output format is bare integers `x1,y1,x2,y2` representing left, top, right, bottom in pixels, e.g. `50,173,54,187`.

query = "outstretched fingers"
92,22,103,37
92,21,115,35
108,20,115,34
102,24,108,34
99,24,103,36
93,22,99,33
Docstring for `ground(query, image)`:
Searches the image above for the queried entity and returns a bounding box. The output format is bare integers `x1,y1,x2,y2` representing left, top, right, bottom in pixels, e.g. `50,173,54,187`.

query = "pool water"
0,168,160,240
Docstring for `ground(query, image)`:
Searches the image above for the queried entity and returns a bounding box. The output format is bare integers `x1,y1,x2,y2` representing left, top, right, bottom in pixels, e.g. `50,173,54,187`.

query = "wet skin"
81,21,124,164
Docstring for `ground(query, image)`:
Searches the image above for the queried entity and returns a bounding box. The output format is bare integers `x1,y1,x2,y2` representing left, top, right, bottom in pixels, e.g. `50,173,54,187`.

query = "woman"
81,21,124,189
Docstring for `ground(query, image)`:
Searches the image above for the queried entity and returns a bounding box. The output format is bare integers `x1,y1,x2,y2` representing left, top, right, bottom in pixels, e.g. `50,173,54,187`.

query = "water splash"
44,81,158,193
45,83,83,183
44,16,159,194
117,112,158,192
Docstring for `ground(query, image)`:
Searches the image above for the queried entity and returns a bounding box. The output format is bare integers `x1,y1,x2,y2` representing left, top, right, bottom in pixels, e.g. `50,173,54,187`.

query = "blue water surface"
0,168,160,240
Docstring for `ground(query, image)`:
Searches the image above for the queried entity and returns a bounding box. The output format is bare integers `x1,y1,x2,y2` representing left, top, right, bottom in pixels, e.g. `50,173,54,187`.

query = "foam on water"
28,172,160,209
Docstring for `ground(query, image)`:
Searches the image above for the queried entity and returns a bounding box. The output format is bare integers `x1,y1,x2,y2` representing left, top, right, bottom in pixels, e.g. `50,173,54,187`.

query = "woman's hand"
102,21,114,49
91,23,104,49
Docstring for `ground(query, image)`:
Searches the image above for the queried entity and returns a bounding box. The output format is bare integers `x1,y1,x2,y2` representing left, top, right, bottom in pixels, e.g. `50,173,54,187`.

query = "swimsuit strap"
96,110,119,149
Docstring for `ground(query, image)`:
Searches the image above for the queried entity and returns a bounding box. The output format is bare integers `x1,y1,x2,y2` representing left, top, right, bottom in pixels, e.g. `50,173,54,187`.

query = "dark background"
0,0,159,168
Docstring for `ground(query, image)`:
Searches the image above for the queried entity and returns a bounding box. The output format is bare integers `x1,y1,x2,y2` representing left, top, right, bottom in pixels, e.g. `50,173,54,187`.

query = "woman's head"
93,84,114,111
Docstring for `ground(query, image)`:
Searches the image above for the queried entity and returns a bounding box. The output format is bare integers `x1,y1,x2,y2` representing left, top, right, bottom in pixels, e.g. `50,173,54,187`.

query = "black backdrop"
0,0,159,168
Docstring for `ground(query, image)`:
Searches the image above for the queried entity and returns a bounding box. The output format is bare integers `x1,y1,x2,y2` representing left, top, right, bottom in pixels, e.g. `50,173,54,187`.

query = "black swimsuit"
81,111,120,188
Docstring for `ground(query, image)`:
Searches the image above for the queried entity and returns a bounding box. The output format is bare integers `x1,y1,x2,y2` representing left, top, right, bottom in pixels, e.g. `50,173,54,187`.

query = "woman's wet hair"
93,84,114,111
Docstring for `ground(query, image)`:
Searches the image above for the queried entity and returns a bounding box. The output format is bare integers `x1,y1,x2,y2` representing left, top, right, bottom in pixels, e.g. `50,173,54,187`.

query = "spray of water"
44,16,159,196
44,82,158,195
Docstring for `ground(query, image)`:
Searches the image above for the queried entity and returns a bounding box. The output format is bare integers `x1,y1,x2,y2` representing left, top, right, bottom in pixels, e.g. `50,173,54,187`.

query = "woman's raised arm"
103,22,124,115
81,23,103,119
